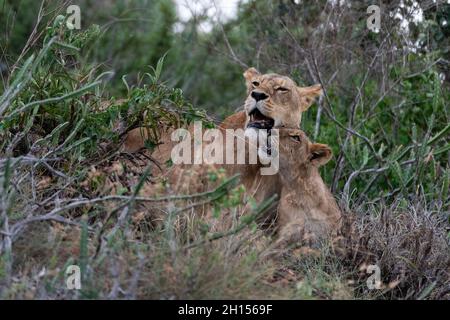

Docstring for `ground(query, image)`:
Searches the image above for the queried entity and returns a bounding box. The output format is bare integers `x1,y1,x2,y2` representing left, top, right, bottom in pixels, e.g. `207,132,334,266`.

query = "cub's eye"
252,81,260,87
276,87,289,92
290,135,301,142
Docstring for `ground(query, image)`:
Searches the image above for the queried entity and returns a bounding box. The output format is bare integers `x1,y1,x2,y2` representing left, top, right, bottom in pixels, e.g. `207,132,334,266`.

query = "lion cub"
260,128,342,247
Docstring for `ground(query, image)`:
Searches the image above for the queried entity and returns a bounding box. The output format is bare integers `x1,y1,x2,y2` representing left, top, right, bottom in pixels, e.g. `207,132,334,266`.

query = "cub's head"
243,67,322,133
269,129,332,181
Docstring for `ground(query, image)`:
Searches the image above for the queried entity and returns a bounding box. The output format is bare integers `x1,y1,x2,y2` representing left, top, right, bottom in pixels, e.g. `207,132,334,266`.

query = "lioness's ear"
243,67,260,81
297,84,323,111
309,143,332,167
243,67,260,91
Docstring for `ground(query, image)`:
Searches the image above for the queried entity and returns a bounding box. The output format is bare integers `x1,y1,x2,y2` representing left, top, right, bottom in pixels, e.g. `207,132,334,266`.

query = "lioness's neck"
282,164,317,183
282,165,332,202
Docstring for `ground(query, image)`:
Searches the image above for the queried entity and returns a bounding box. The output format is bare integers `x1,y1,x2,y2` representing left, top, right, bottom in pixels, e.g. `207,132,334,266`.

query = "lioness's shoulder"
219,110,246,131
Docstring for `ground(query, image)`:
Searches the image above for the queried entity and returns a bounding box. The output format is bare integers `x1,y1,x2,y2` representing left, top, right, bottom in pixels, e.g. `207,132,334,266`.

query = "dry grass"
349,200,449,299
2,164,448,300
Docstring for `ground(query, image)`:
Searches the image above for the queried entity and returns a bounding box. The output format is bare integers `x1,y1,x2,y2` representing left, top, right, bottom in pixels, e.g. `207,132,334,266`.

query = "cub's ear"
309,143,332,167
297,84,323,111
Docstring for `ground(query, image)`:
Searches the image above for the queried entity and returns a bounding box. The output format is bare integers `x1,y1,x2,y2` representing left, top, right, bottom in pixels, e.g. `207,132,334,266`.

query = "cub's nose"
251,91,269,101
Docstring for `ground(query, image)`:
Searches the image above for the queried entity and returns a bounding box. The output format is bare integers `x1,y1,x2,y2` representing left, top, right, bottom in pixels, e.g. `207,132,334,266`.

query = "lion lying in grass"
218,67,323,225
120,67,331,244
258,128,342,247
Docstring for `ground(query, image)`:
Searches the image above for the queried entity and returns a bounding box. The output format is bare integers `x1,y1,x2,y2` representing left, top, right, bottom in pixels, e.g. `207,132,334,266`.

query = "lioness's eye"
290,135,301,142
276,87,289,92
252,81,259,87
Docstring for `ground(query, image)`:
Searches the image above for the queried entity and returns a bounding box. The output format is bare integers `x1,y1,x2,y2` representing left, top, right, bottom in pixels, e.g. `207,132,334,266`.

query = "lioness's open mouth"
246,108,274,156
247,108,274,130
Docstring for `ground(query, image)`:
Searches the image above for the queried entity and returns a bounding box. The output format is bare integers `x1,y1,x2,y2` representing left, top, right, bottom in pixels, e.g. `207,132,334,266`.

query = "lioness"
258,128,342,247
121,68,323,227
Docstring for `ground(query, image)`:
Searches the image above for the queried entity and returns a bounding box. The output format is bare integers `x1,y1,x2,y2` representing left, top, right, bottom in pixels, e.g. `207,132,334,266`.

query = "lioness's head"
243,67,322,132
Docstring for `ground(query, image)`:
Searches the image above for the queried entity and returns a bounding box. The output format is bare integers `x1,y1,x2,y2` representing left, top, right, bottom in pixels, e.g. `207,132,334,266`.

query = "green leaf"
441,169,449,208
362,145,369,167
54,41,80,52
61,137,90,153
427,123,450,146
417,281,437,300
392,161,404,187
434,143,450,156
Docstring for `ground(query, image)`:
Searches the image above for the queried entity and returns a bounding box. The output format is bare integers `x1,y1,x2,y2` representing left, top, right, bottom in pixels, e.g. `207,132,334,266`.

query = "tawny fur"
120,68,324,230
242,67,322,129
219,68,323,222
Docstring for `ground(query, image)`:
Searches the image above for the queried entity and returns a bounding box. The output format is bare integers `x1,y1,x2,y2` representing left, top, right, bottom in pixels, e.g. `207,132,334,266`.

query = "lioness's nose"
251,91,268,101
